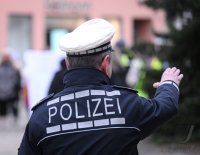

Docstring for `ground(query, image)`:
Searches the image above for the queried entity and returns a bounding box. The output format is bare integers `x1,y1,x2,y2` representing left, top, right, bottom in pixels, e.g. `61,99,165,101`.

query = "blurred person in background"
0,50,22,119
126,51,148,98
18,18,183,155
111,46,126,86
48,58,67,95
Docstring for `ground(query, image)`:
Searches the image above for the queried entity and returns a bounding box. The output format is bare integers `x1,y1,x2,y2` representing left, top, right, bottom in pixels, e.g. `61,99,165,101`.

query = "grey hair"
66,51,111,70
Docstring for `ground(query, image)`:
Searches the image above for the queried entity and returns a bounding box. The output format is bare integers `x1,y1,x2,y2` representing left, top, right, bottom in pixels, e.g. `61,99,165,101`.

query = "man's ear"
100,54,112,77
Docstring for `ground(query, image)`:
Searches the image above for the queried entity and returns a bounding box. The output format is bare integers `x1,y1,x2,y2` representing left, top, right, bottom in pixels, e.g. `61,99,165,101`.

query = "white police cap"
59,18,115,56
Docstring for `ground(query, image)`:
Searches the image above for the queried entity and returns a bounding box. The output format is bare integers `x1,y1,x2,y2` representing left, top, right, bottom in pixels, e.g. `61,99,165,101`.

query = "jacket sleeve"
137,82,179,139
18,122,41,155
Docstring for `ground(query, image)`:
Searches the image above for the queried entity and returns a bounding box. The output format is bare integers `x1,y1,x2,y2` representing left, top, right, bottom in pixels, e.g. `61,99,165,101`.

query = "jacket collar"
63,68,111,88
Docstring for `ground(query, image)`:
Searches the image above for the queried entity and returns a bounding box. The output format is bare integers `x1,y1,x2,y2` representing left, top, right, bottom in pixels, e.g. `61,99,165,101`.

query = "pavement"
138,137,200,155
0,103,28,155
0,102,199,155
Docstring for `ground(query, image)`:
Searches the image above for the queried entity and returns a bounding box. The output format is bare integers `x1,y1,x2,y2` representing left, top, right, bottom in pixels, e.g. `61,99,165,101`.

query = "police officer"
18,18,183,155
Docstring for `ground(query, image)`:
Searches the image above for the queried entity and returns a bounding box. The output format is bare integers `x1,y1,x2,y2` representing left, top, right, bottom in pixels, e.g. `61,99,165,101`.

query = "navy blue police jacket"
18,68,179,155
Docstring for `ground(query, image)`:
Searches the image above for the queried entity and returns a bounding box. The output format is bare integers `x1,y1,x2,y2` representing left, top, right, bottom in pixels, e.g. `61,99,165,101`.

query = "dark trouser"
11,100,19,117
0,99,19,117
0,101,8,116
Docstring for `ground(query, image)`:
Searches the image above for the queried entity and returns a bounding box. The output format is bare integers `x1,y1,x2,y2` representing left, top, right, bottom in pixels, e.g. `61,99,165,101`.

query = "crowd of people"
0,36,165,121
111,39,164,98
0,40,166,124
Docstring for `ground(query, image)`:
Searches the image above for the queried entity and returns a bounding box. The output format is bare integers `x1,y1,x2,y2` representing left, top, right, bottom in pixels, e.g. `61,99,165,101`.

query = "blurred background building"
0,0,168,114
0,0,167,61
0,1,200,154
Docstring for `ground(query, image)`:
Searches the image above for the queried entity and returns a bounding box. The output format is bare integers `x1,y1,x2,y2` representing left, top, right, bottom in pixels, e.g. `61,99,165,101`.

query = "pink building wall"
0,0,167,51
0,0,45,50
88,0,167,44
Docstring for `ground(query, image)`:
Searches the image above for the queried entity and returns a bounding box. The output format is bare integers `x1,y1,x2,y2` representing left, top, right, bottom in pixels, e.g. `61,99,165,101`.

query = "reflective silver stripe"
46,125,61,134
96,47,102,52
47,98,59,106
106,90,121,96
172,82,179,91
94,119,109,127
81,51,87,55
103,46,107,50
78,121,93,128
110,117,125,125
161,81,172,85
75,90,90,98
62,123,77,131
60,89,121,99
67,43,111,56
160,81,179,92
38,126,140,146
88,49,95,53
91,90,106,96
61,93,74,101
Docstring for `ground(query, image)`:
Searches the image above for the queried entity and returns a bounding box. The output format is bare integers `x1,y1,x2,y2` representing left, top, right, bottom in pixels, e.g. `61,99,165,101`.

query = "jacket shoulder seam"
31,93,54,111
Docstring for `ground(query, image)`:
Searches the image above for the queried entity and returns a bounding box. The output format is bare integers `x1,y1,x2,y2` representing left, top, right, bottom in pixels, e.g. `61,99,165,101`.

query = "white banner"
23,50,65,115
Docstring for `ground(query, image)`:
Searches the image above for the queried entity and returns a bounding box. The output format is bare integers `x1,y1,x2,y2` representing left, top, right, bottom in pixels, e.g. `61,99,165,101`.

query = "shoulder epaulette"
112,85,138,94
31,93,54,111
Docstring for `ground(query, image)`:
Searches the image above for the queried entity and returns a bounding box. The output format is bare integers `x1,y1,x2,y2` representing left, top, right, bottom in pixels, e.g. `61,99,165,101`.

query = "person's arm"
137,67,183,139
18,122,41,155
